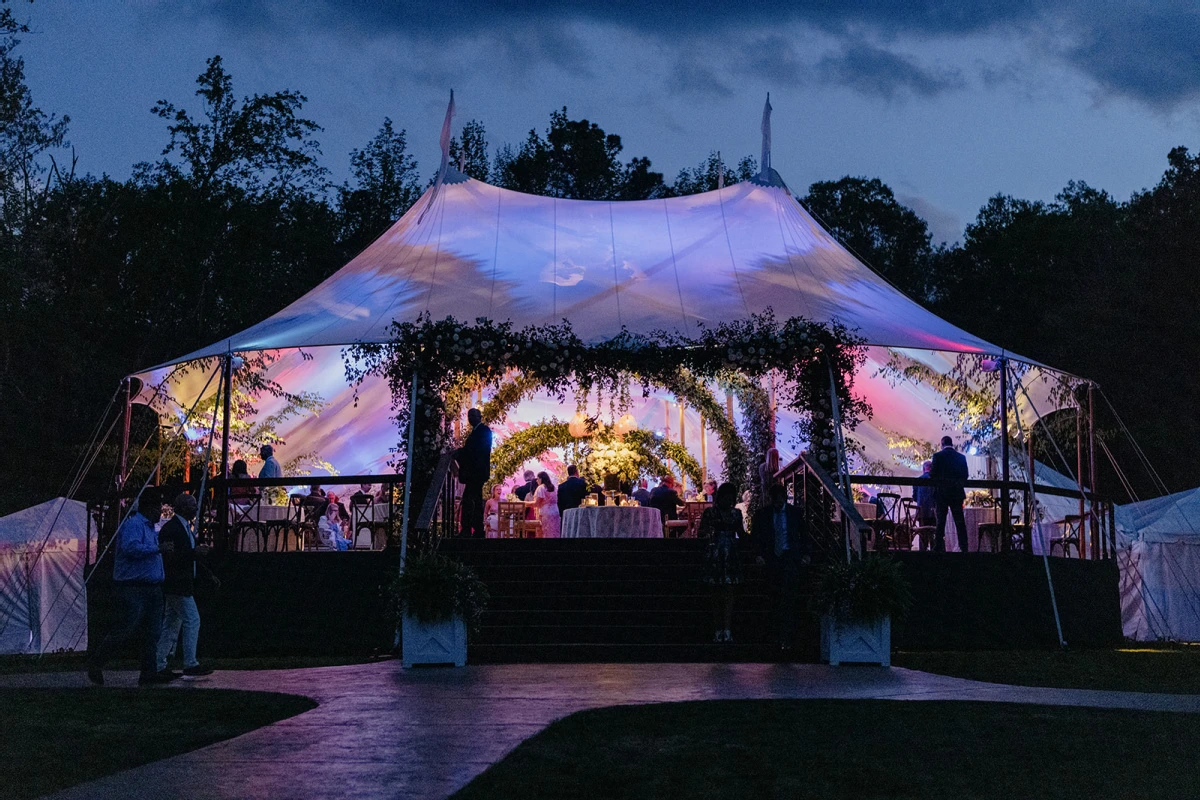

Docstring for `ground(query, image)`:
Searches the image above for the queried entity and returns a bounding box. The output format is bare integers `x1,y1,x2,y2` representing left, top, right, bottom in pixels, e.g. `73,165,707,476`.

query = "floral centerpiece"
583,438,641,484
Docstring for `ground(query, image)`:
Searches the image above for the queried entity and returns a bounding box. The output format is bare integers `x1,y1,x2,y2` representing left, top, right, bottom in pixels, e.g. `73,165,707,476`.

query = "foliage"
803,176,939,303
621,429,702,487
486,421,703,491
387,552,488,631
150,56,326,196
811,555,912,623
338,117,422,251
344,312,867,503
492,107,667,200
881,429,936,470
671,151,757,196
449,119,490,182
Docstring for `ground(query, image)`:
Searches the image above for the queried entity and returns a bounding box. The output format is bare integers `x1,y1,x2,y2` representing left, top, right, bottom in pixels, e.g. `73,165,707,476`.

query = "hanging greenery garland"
345,311,868,503
485,420,704,491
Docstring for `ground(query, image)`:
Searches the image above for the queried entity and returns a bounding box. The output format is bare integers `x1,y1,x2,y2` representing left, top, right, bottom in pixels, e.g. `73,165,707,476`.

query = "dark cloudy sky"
21,0,1200,243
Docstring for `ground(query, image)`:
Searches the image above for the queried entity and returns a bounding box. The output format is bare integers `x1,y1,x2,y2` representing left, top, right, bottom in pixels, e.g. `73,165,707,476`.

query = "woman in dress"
318,502,352,551
699,482,745,643
484,485,503,538
533,471,560,538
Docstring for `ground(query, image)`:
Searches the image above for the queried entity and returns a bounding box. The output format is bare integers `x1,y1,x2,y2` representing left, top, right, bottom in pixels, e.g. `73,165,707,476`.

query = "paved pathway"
6,662,1200,800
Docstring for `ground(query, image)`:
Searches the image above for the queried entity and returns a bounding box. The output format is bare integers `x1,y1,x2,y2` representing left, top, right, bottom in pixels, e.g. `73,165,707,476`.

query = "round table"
561,506,663,539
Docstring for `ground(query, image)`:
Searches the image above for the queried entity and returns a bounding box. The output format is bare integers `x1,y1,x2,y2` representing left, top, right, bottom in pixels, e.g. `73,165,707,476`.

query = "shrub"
811,555,912,623
387,552,489,632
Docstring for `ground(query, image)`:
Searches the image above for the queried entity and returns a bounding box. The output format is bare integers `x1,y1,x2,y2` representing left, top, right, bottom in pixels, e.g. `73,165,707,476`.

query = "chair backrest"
876,492,902,522
230,494,261,525
900,497,918,525
350,497,373,529
498,502,526,538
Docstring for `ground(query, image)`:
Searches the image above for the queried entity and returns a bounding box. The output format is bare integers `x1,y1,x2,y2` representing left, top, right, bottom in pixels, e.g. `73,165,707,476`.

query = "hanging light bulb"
569,412,590,438
614,412,637,438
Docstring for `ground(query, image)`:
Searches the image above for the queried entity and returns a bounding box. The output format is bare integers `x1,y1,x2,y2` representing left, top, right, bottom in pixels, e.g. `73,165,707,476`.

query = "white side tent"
1115,489,1200,641
0,498,90,654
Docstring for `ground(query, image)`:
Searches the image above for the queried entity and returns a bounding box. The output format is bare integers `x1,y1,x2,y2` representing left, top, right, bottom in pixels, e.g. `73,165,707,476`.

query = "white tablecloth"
942,506,1000,552
561,506,663,539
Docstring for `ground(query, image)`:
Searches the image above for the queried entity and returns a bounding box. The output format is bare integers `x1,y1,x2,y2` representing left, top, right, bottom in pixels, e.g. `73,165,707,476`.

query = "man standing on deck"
930,436,969,552
456,408,492,538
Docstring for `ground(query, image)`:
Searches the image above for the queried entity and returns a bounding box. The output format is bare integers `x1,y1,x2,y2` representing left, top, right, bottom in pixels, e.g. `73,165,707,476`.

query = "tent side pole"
1089,382,1101,559
1027,425,1036,552
1000,358,1010,545
1077,403,1085,558
118,378,132,490
399,369,419,572
217,355,233,542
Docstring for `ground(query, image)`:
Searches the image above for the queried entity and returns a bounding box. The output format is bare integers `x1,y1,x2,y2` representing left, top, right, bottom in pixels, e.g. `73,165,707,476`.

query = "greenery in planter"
811,555,912,624
387,552,489,632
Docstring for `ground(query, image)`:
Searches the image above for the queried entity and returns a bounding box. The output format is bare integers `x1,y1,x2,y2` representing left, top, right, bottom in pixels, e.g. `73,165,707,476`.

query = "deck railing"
775,452,872,560
410,451,460,554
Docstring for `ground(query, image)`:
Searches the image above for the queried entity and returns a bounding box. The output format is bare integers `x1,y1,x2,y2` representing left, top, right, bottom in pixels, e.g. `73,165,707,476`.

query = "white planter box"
820,614,891,666
401,614,467,668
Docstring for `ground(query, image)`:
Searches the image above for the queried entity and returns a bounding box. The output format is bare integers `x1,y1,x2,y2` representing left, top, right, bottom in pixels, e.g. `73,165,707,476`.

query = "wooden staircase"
438,538,819,663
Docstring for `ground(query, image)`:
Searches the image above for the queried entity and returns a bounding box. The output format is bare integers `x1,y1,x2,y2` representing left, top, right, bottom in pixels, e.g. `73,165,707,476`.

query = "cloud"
176,0,1200,109
667,55,734,98
1065,10,1200,109
817,44,963,98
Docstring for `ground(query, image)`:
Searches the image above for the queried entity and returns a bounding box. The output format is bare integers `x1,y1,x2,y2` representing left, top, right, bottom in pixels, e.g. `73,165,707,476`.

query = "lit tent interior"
133,146,1066,484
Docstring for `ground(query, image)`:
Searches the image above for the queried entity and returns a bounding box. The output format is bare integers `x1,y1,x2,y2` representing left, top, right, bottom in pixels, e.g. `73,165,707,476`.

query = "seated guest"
318,503,352,551
514,470,538,501
228,460,259,500
351,483,375,504
632,479,652,507
484,485,503,538
648,475,684,521
702,480,718,502
557,465,589,513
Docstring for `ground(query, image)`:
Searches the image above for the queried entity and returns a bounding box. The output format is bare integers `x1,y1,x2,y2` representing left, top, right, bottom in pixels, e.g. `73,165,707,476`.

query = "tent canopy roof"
156,167,1030,369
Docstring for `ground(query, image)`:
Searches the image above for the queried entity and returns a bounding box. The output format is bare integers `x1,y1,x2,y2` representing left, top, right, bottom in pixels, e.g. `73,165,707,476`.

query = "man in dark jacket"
88,488,175,686
156,493,215,678
930,436,970,552
648,475,683,521
557,465,589,513
456,408,492,538
753,483,810,649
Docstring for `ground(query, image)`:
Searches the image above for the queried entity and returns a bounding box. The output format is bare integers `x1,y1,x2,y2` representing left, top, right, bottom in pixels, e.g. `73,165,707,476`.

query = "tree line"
1,15,1195,513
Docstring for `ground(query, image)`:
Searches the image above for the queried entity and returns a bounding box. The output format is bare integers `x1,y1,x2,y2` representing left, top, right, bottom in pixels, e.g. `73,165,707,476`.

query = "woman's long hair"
537,471,556,492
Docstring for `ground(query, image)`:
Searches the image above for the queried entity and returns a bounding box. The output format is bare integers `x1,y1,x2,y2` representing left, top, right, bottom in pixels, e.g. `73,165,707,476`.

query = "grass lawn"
0,688,316,800
893,647,1200,694
0,652,392,674
452,699,1200,800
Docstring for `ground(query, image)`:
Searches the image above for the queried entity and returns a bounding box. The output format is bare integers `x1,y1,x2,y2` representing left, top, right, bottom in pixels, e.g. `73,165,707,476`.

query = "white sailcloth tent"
1116,489,1200,641
0,498,90,655
135,109,1066,480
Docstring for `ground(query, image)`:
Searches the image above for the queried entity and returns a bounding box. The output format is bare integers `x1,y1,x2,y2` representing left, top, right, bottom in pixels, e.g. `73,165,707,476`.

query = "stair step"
468,642,819,664
485,594,779,613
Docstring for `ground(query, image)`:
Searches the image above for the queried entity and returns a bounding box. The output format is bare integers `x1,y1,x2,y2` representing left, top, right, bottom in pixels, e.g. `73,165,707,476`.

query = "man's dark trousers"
460,482,485,538
935,500,968,552
88,583,164,678
770,550,804,646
